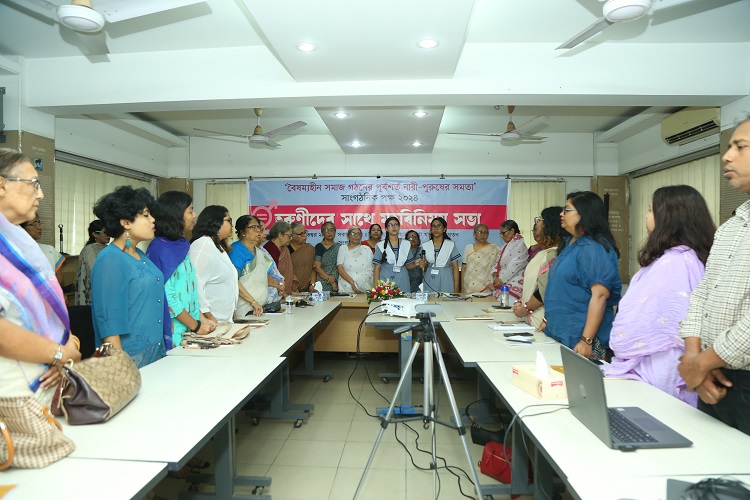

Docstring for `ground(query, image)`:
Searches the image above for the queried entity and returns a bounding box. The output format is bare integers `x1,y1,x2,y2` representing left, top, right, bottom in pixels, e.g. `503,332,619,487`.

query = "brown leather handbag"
56,343,141,425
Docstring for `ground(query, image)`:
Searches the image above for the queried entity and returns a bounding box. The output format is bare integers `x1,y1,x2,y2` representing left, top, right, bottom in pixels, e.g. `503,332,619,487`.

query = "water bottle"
285,295,294,315
500,285,510,308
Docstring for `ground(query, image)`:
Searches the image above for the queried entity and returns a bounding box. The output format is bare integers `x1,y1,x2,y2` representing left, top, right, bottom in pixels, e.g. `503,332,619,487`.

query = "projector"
382,298,425,318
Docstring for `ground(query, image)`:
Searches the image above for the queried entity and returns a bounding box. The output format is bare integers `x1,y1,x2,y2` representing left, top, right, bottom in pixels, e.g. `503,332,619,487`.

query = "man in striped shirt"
678,117,750,435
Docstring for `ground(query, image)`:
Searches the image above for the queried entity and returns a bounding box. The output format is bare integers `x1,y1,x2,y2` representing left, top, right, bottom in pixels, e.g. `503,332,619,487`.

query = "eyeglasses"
93,229,106,235
294,230,307,236
349,232,362,236
322,227,336,233
283,232,293,238
431,224,444,229
533,216,542,224
475,230,488,235
562,207,577,214
246,224,264,232
386,222,400,228
224,217,233,225
5,177,42,191
500,229,513,235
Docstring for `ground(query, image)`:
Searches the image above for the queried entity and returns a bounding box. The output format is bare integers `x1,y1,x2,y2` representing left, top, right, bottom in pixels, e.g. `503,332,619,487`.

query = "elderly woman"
373,216,413,293
491,220,528,302
420,217,461,294
362,223,382,253
74,219,109,305
289,222,317,293
603,186,715,405
147,191,215,349
314,221,341,292
189,206,243,322
545,191,622,361
336,227,374,294
91,186,166,368
462,223,501,294
0,149,81,408
264,221,298,293
21,214,65,284
404,230,424,293
229,215,280,316
512,207,563,329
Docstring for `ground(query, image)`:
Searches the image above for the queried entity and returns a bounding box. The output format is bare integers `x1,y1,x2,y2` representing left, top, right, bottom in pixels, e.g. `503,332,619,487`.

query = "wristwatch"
580,336,594,345
51,345,63,366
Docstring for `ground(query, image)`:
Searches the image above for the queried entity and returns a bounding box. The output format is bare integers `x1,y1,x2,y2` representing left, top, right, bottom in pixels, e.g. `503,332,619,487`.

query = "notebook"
560,346,692,451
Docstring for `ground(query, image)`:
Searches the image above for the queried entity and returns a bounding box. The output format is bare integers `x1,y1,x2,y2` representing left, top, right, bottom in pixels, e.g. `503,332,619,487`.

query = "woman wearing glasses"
544,191,622,361
421,217,461,294
91,186,166,368
264,221,297,295
373,216,413,294
404,230,424,293
491,220,528,302
314,221,341,292
462,223,500,294
512,207,563,329
189,206,243,323
336,227,374,294
0,149,81,412
20,215,65,284
603,186,714,404
229,215,276,317
74,219,109,305
289,223,317,293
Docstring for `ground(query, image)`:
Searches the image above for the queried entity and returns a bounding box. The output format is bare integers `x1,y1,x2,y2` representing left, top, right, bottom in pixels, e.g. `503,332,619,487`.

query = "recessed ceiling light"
350,141,363,148
417,39,439,49
334,112,349,119
297,42,318,52
412,141,422,147
413,111,428,118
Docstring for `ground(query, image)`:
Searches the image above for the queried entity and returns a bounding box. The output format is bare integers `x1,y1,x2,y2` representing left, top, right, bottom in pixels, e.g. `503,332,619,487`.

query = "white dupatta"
422,240,454,268
376,239,410,267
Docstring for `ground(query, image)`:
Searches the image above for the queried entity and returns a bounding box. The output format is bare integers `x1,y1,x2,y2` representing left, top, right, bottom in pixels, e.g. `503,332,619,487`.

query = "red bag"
477,441,512,484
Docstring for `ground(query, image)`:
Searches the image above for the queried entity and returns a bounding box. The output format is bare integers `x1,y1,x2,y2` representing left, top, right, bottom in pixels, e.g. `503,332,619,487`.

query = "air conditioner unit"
661,107,720,146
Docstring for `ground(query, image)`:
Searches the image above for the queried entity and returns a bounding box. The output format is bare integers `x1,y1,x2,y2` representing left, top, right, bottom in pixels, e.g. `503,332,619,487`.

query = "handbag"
464,400,505,446
477,441,512,484
55,343,141,425
0,396,75,469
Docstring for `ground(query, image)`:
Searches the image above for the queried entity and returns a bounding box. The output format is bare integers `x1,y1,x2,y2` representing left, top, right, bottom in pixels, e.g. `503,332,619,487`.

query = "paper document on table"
453,315,495,321
211,323,253,340
497,336,556,346
481,308,520,315
486,322,536,332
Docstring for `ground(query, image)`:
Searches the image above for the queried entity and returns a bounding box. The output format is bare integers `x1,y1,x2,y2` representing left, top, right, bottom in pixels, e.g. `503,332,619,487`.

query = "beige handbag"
0,396,75,469
56,343,141,425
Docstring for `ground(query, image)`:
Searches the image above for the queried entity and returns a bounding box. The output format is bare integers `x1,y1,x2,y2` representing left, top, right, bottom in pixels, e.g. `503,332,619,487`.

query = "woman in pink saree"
603,185,715,406
491,220,528,301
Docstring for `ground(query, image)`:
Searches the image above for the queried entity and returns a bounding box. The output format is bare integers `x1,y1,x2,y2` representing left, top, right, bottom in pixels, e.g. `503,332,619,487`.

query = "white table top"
567,474,750,500
437,302,562,366
478,361,750,480
0,458,167,500
62,355,284,467
168,300,340,358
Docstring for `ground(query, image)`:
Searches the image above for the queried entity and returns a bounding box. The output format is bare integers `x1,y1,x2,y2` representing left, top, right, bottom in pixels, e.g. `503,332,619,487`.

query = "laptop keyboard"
608,409,657,444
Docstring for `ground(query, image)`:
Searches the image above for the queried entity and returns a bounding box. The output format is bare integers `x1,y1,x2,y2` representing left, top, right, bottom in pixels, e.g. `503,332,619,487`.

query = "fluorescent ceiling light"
297,42,318,52
350,141,363,148
413,111,428,118
417,39,439,49
334,112,349,119
411,141,422,147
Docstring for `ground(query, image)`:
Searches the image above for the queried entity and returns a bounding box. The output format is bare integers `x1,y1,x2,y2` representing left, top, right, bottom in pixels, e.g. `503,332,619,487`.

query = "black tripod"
354,306,483,499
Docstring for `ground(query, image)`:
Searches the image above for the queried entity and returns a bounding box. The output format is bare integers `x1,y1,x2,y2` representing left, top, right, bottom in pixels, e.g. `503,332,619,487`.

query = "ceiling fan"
194,108,307,149
27,0,205,55
557,0,741,50
448,106,547,143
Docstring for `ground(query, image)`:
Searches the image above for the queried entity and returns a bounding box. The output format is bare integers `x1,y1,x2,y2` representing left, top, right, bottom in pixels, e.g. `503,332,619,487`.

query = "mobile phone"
503,332,533,337
421,250,426,261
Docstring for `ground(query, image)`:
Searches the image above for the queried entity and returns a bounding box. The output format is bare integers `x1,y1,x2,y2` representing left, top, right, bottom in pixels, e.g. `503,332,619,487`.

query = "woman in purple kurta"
603,186,715,406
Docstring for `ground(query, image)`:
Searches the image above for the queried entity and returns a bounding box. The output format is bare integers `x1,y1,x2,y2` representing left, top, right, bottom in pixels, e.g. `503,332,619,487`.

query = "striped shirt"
680,200,750,370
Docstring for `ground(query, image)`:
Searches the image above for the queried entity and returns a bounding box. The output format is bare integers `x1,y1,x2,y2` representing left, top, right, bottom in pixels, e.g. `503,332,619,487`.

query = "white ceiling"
0,0,748,155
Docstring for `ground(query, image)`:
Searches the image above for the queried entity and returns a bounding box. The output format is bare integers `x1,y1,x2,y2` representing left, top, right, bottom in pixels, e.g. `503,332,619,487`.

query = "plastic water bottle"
500,285,510,308
285,295,294,315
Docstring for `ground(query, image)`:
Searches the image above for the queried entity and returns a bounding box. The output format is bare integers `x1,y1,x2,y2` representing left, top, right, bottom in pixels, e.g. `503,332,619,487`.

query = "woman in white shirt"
189,205,240,323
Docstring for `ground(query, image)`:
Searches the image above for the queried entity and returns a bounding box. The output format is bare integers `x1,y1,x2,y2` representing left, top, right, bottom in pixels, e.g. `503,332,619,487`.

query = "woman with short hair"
603,186,715,405
229,215,278,316
289,222,317,293
336,227,374,294
462,223,500,294
491,219,528,302
75,219,109,305
404,230,424,293
314,221,341,292
544,191,622,361
264,220,297,293
91,185,165,368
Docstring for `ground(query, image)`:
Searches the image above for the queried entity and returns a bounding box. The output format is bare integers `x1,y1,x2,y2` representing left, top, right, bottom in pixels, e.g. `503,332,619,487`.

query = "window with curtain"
629,154,720,276
508,181,567,239
205,182,248,245
55,161,152,255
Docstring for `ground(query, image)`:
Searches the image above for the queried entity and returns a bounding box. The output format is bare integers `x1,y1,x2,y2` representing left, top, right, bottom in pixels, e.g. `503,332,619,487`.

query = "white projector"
382,298,425,318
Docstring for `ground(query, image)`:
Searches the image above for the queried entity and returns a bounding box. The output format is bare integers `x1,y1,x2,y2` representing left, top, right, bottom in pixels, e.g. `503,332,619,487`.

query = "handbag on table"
54,343,141,425
0,395,75,469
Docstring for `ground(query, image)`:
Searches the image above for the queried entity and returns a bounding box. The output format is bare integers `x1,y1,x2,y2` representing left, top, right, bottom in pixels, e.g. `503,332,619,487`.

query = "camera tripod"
354,306,483,499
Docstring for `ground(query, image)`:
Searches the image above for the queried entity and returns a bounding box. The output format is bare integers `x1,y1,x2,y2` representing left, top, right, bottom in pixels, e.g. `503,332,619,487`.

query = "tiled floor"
153,353,539,500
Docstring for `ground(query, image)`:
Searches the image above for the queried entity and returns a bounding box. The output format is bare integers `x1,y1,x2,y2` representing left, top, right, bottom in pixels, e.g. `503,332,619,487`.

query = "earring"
125,231,131,250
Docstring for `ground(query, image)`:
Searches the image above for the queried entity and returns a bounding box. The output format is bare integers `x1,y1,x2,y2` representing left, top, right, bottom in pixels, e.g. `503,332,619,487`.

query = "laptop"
560,346,692,451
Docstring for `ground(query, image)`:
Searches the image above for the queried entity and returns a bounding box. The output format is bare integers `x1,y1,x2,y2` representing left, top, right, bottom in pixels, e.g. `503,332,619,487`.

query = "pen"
507,338,533,344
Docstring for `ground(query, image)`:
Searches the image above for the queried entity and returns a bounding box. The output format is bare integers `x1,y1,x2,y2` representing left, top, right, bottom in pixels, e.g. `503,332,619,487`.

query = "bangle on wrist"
192,320,202,333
